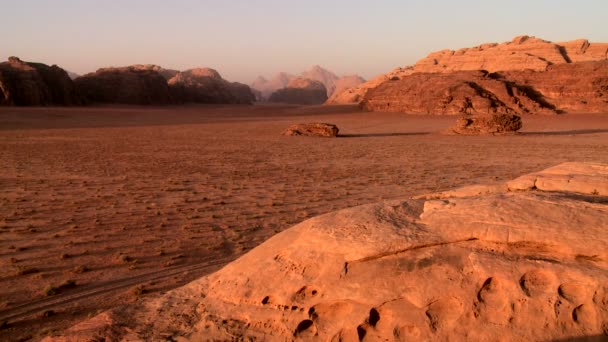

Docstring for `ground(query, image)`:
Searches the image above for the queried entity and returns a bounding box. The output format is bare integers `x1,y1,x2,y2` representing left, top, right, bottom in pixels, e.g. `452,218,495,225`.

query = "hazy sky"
2,0,607,83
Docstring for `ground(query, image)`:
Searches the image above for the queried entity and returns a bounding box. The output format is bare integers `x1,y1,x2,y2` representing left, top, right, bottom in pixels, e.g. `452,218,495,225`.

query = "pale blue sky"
2,0,607,83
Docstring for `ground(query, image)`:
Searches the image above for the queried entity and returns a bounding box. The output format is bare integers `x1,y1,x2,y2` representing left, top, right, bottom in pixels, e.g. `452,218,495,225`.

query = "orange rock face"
0,57,82,106
361,61,608,114
332,36,608,106
414,35,607,74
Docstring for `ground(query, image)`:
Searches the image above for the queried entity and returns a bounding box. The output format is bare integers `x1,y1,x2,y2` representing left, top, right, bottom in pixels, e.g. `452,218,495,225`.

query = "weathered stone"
282,123,339,137
450,113,523,135
361,61,607,114
331,36,608,106
47,163,608,341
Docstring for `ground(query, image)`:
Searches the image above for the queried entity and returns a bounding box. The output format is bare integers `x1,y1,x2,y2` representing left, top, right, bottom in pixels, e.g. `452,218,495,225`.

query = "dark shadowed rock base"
451,113,523,135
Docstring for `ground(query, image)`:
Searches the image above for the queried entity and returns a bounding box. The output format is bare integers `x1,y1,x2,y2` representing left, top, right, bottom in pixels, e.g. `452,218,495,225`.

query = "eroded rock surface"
0,57,82,106
361,61,608,114
46,162,608,341
282,123,339,137
450,113,523,135
332,36,608,106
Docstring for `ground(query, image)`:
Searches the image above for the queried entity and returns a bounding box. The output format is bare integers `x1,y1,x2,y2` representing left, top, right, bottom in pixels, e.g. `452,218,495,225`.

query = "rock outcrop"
361,61,608,114
46,162,608,341
74,65,255,105
168,68,255,104
0,57,82,106
332,36,608,105
268,78,328,105
450,113,523,135
414,35,608,74
282,123,339,137
74,65,172,105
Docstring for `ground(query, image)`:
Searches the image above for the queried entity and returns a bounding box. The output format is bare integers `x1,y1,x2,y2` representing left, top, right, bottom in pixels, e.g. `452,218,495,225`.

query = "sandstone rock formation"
450,113,523,135
74,65,172,105
74,65,255,105
168,68,255,104
332,36,608,105
282,123,339,137
268,78,328,105
0,57,82,106
413,35,608,74
361,61,608,114
46,162,608,341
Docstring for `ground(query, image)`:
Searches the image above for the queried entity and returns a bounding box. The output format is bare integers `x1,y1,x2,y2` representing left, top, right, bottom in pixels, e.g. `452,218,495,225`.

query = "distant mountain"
250,72,295,100
66,71,80,80
251,66,365,101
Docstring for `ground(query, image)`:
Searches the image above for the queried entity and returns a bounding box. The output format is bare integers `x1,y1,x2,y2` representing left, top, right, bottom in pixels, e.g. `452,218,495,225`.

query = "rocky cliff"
332,36,608,107
74,65,255,105
361,60,607,114
74,65,172,105
0,57,82,106
168,68,255,104
268,77,328,105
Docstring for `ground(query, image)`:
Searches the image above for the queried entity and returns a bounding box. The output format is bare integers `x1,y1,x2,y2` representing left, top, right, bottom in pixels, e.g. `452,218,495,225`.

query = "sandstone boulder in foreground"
450,113,523,135
283,123,339,137
46,162,608,341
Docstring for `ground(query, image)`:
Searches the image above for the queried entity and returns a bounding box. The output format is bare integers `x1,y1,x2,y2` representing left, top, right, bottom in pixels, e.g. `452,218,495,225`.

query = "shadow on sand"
521,129,608,136
339,132,430,138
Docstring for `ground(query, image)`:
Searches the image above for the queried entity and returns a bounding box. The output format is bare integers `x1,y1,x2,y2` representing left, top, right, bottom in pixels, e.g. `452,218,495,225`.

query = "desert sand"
48,162,608,341
0,105,607,340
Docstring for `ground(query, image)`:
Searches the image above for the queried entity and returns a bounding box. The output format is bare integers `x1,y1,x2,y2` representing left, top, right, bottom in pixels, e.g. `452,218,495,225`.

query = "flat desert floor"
0,105,607,340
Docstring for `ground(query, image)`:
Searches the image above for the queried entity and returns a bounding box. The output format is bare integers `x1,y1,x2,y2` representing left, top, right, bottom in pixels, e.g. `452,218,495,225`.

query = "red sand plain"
0,104,607,340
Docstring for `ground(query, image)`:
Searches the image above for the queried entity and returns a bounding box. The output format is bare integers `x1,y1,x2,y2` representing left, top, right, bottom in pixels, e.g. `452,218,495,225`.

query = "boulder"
74,65,171,105
268,78,328,105
47,163,608,341
168,68,255,104
0,56,82,106
450,113,523,135
282,123,339,137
